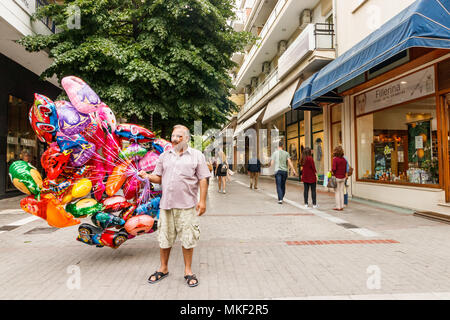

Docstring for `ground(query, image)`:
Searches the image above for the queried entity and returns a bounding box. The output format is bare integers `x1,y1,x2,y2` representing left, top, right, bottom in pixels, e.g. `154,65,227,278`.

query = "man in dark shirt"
247,156,261,189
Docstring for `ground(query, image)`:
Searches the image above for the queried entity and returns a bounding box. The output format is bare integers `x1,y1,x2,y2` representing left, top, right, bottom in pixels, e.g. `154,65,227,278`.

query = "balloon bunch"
9,76,172,249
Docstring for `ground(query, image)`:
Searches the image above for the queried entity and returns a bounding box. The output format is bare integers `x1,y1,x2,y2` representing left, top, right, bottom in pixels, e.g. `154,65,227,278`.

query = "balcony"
278,23,335,79
233,0,320,91
235,0,287,87
36,0,56,33
238,67,279,118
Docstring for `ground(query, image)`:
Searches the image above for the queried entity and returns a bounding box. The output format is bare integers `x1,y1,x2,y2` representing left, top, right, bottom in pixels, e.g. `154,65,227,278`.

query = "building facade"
292,0,450,217
0,0,61,198
229,0,336,180
227,0,450,217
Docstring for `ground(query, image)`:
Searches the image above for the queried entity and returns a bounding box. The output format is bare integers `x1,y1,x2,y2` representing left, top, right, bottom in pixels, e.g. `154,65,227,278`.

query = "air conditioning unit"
250,77,258,88
299,9,312,29
262,61,271,75
278,40,287,56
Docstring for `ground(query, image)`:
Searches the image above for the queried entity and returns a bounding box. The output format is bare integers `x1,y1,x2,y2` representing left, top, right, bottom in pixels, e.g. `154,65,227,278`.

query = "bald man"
139,125,210,287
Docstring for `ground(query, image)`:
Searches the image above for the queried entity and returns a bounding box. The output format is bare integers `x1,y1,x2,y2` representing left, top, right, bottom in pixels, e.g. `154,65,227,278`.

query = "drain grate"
0,225,19,231
337,223,358,229
24,227,58,235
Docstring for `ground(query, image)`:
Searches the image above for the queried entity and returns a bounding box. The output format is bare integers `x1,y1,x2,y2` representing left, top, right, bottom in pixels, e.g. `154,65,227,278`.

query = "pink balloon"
123,175,141,200
95,103,117,133
89,156,106,201
139,151,159,172
61,76,101,114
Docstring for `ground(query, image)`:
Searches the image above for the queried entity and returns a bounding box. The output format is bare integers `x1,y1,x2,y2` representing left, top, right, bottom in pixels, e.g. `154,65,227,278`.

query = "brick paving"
0,173,450,299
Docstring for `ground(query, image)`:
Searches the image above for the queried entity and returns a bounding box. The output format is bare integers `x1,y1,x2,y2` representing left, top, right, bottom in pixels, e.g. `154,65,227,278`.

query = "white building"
0,0,61,197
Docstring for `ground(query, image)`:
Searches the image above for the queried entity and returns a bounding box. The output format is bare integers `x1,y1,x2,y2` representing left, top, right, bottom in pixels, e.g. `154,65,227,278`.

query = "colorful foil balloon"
152,138,172,154
9,161,42,197
115,124,155,143
41,142,71,180
124,215,154,236
16,76,169,249
139,151,159,172
91,211,125,229
29,94,59,144
66,198,103,218
69,143,96,167
21,194,80,228
71,178,93,198
105,160,131,196
56,100,91,136
61,76,101,114
119,144,147,160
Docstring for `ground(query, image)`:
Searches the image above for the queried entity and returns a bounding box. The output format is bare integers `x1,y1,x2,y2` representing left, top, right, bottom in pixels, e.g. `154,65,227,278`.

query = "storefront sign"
278,24,315,79
13,0,36,16
355,66,435,116
415,136,423,149
20,138,37,147
7,136,18,145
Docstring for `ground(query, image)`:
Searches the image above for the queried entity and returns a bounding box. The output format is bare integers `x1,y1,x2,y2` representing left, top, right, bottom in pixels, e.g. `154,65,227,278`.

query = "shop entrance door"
446,93,450,202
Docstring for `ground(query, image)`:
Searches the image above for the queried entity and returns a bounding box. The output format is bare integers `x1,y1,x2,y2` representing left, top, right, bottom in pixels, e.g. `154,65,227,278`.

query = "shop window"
356,96,439,185
331,104,342,152
287,123,299,176
7,96,39,191
312,112,324,183
438,58,450,92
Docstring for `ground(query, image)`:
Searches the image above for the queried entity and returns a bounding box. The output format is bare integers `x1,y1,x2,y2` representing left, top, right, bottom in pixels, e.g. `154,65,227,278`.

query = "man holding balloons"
139,124,210,288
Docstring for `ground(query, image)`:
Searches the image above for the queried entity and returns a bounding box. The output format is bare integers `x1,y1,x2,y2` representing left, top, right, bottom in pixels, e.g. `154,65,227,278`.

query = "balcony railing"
314,23,335,49
234,0,287,86
277,23,334,79
36,0,56,33
238,67,279,118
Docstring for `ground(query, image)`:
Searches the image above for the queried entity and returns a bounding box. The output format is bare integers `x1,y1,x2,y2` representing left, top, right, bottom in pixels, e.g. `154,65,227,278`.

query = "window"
285,110,305,177
312,111,324,183
356,96,439,185
7,96,39,191
331,104,343,153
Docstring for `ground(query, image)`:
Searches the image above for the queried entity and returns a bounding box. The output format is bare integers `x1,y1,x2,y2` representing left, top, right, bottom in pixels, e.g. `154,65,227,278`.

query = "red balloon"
41,142,71,180
115,123,155,143
124,215,154,236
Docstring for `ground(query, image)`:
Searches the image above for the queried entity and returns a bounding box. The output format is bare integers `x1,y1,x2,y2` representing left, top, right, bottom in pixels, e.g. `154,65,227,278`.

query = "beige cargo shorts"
157,207,200,249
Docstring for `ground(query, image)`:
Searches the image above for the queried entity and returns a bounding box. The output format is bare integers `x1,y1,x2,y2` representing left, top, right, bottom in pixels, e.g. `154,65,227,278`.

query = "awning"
294,0,450,108
233,107,265,137
291,73,319,110
262,80,299,124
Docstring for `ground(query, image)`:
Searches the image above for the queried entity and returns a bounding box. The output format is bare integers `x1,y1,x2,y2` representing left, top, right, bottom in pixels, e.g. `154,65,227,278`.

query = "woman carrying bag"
332,146,347,211
301,147,318,209
215,151,228,193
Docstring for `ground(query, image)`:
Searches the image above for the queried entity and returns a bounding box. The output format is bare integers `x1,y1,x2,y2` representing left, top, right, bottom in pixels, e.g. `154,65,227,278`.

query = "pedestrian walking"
247,156,261,189
138,124,211,287
300,147,318,209
332,146,347,211
206,158,213,186
212,156,217,179
215,151,228,193
270,140,298,204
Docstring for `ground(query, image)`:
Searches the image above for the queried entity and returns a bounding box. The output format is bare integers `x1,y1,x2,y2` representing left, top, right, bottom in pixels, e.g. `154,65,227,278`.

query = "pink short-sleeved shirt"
153,147,211,210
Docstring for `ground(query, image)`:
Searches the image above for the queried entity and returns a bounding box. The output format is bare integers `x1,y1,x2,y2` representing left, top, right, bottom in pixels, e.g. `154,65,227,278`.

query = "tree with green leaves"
19,0,253,138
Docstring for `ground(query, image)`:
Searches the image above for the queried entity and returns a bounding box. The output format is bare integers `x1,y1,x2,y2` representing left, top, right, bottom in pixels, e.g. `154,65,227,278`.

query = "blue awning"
293,0,450,108
291,73,318,110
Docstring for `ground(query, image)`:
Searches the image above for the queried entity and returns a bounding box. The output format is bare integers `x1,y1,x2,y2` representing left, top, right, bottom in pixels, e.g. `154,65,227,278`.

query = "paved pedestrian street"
1,174,450,300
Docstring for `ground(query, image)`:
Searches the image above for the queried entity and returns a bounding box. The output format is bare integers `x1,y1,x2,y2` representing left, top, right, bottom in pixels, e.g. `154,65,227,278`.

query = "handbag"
347,166,354,176
220,163,228,174
327,175,337,188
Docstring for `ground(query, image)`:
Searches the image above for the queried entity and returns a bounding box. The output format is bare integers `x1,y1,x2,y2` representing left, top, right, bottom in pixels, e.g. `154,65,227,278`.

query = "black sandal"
184,274,199,287
148,271,169,284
